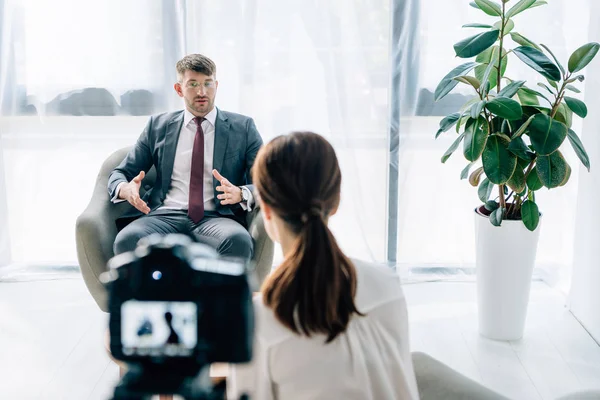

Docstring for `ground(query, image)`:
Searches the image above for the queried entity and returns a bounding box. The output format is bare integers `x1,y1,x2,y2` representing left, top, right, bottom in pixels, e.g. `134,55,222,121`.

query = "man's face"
174,70,218,116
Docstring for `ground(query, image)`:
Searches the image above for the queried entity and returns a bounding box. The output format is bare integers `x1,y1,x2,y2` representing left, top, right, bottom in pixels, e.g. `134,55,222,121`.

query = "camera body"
102,234,254,398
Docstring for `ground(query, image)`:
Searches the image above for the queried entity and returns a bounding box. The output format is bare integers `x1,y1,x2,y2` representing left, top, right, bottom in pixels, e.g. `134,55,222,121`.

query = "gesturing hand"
119,171,151,214
213,169,242,205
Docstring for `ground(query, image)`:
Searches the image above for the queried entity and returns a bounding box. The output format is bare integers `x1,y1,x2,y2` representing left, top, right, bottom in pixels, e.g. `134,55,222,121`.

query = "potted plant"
434,0,599,340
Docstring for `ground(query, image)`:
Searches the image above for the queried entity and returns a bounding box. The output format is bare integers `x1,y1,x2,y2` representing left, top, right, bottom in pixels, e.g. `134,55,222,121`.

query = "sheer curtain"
395,0,594,287
0,0,390,266
569,0,600,341
2,0,596,282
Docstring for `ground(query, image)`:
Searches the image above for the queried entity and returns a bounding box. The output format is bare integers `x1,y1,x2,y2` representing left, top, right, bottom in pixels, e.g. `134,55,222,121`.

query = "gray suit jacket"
107,108,263,230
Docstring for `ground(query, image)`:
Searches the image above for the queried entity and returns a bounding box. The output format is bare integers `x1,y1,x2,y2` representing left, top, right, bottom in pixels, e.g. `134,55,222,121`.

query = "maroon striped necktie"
188,116,205,223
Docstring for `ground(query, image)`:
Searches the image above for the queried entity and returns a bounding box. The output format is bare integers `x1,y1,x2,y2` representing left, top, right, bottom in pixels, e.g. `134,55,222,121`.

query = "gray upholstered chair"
412,352,510,400
76,147,274,312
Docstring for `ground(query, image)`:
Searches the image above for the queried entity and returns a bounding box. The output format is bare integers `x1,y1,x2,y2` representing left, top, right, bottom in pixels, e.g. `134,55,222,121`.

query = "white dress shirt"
227,259,419,400
161,107,218,211
114,107,252,211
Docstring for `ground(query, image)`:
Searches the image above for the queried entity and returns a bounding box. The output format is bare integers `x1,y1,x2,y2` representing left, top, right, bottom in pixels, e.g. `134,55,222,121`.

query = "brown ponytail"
252,132,362,342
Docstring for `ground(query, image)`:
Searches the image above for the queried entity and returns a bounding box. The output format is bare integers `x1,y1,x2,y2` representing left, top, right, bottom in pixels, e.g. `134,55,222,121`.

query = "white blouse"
227,259,419,400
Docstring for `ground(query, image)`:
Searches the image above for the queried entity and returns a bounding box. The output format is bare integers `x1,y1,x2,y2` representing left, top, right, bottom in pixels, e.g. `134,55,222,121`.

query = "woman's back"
228,259,419,400
228,132,418,399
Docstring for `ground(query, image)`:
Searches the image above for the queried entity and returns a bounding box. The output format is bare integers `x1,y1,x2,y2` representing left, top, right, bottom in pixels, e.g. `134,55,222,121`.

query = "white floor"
1,274,599,400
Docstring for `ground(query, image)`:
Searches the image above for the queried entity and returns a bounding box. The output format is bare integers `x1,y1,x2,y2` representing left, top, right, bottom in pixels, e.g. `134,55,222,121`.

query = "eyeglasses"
183,81,216,90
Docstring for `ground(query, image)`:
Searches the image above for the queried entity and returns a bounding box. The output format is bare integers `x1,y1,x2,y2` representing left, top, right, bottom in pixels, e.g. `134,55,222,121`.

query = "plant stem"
499,184,506,209
496,2,506,93
505,190,515,203
550,74,570,118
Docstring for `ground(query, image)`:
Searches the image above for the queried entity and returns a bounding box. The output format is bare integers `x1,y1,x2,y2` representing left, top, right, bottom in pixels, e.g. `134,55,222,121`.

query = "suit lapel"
161,111,185,192
212,109,230,196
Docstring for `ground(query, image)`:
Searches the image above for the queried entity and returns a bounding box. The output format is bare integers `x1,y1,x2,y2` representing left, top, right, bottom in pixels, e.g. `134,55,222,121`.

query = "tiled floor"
1,273,599,399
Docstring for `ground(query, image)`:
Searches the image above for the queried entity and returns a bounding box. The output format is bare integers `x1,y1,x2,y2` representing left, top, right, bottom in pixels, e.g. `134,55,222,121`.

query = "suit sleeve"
107,117,155,199
243,117,264,193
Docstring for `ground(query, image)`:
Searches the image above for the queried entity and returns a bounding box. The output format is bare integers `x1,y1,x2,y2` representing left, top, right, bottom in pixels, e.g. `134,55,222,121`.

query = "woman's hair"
252,132,362,342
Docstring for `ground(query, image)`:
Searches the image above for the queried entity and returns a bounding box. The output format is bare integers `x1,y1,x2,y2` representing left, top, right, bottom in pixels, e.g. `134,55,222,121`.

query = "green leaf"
546,78,558,90
435,63,478,101
478,177,495,202
454,75,481,90
517,88,540,106
464,117,488,161
567,128,590,171
495,133,512,142
436,112,461,139
508,136,534,160
460,97,482,114
470,166,485,186
497,80,525,98
474,0,502,16
510,32,540,50
482,135,518,184
481,58,498,92
493,19,515,36
517,156,531,170
520,86,552,105
566,75,585,84
461,162,476,180
526,169,543,191
540,43,565,76
507,166,526,192
454,30,500,58
513,46,562,81
566,85,581,93
463,23,494,28
441,132,466,163
568,42,600,73
528,113,568,155
471,100,487,119
564,96,588,118
555,103,573,128
490,207,505,226
560,163,572,186
456,113,470,133
475,46,507,91
536,150,569,188
506,0,536,18
513,114,536,138
486,97,523,120
485,200,499,211
521,200,540,231
530,0,547,8
537,82,555,95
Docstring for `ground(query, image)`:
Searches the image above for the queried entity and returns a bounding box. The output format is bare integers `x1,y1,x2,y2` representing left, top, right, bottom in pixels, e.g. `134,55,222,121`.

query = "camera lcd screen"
121,300,198,357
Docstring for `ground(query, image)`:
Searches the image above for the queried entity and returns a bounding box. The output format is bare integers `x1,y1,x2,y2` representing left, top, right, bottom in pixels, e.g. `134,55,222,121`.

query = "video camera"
101,234,255,400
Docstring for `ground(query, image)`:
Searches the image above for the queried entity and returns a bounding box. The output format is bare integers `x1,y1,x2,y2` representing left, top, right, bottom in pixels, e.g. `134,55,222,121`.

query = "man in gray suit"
108,54,263,260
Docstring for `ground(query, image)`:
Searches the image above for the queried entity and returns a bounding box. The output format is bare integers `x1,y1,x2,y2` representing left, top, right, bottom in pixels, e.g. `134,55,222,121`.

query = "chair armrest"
412,352,511,400
76,179,131,312
246,207,274,285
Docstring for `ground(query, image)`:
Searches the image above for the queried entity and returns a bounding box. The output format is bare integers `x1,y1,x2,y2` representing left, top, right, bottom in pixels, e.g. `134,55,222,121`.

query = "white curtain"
1,0,598,286
396,0,595,287
569,0,600,341
0,0,390,266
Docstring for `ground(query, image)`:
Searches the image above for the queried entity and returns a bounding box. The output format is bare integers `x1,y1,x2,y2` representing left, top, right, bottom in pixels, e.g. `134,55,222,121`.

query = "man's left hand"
213,169,243,205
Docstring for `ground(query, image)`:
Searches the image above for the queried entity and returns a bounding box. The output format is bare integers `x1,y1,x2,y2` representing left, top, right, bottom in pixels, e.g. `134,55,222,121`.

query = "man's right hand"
118,171,151,214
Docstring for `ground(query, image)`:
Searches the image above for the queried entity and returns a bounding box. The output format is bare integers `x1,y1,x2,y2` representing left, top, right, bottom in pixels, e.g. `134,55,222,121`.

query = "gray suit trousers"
113,208,253,260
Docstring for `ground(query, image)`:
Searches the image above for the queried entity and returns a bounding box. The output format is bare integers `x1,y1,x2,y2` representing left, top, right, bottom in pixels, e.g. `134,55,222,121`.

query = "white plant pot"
474,207,542,340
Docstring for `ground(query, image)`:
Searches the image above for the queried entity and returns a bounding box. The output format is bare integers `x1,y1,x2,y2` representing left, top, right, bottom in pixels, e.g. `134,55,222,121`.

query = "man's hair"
176,54,217,81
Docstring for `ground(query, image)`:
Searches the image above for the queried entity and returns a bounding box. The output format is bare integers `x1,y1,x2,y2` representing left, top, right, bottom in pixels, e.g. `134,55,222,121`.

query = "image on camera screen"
121,300,197,357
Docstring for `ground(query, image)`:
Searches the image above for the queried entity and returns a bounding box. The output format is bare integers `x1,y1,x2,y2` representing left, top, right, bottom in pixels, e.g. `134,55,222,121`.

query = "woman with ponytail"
228,132,418,400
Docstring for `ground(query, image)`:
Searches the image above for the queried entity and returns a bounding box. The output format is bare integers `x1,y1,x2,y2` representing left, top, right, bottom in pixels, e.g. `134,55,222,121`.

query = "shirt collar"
184,106,218,128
